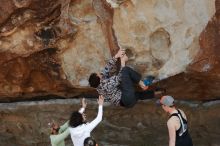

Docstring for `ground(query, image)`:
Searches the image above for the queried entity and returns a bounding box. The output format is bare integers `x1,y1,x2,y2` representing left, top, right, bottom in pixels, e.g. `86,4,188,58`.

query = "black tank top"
169,109,193,146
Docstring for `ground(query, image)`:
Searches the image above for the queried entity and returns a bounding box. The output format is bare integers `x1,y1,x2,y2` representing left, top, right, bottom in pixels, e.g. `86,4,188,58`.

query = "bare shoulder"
167,116,179,126
178,109,187,120
167,115,181,131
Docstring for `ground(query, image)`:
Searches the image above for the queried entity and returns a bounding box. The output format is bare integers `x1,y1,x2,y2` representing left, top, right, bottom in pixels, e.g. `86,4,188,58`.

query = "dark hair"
84,137,97,146
69,111,84,128
89,73,100,88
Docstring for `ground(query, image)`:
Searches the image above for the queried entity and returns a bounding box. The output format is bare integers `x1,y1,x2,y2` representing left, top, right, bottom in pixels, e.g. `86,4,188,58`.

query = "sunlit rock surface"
0,0,219,102
0,99,220,146
61,0,111,86
112,0,215,79
157,0,220,101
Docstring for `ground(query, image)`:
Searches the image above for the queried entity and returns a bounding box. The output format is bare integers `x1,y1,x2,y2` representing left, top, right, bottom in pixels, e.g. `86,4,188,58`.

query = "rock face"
0,99,220,146
156,0,220,101
0,0,78,101
0,0,219,101
112,0,215,79
1,1,220,146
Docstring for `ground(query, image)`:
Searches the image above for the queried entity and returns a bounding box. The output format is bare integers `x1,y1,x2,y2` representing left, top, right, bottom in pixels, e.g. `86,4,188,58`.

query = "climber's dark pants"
120,67,154,108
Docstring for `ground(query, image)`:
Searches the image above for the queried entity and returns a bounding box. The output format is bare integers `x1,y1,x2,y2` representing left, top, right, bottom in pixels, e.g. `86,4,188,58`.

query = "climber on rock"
49,98,87,146
89,49,164,108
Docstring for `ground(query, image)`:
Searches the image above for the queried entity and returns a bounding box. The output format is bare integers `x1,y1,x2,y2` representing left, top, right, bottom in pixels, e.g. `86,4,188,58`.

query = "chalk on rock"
106,0,119,8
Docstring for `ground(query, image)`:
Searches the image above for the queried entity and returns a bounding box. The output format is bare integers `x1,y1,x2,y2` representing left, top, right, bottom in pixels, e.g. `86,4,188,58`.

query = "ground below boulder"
0,98,219,146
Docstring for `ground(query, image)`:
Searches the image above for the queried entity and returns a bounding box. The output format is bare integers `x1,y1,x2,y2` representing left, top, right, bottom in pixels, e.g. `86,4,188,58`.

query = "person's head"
50,122,60,135
89,73,101,88
69,111,86,128
84,137,98,146
157,95,175,113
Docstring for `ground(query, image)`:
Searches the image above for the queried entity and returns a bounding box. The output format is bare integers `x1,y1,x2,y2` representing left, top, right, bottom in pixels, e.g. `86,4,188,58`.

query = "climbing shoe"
143,75,155,86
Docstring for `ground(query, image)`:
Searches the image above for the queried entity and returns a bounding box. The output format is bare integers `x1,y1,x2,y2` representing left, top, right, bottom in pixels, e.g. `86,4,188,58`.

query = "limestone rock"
112,0,215,79
0,0,219,102
157,0,220,101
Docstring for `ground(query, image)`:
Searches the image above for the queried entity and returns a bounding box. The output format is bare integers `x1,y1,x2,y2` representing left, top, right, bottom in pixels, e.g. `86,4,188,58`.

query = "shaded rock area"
0,99,220,146
153,72,220,101
0,0,219,102
0,0,79,101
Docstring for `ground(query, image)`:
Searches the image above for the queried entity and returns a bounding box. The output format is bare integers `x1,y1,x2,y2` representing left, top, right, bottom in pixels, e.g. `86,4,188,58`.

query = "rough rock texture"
154,0,220,101
112,0,215,78
62,0,111,85
0,0,219,102
0,99,220,146
190,0,220,74
0,1,220,146
0,0,78,101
